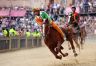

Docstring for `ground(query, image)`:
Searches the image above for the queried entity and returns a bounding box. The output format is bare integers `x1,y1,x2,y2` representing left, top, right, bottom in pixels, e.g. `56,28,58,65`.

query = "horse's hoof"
56,55,62,60
60,46,64,50
74,53,78,57
63,53,68,57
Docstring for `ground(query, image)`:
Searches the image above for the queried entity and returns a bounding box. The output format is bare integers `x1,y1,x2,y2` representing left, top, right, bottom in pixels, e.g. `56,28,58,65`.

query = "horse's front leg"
49,47,62,59
67,28,78,56
56,41,63,53
59,46,68,57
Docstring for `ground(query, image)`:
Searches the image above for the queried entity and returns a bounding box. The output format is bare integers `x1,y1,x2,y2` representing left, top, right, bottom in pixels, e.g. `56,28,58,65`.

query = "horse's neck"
44,19,51,35
44,24,49,34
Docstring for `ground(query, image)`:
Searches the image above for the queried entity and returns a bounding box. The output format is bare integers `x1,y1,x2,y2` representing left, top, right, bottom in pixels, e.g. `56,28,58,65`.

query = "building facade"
0,0,74,8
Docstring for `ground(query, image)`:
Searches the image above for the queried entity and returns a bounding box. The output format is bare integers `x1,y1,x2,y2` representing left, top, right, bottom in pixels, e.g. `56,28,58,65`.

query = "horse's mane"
44,19,64,43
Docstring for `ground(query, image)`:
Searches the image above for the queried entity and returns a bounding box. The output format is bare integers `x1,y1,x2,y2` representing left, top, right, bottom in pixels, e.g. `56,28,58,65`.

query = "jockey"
33,9,64,39
68,6,80,32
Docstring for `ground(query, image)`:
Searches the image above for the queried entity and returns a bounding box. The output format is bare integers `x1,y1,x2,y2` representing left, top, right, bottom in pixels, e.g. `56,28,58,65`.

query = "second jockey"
68,6,80,33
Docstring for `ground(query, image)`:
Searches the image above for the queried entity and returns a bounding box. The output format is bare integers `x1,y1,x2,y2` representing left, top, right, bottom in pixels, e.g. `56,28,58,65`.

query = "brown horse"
61,27,79,54
65,14,86,50
43,19,78,59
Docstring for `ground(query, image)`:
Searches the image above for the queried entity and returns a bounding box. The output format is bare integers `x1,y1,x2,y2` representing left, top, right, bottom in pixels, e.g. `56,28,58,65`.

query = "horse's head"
35,14,51,26
43,19,50,26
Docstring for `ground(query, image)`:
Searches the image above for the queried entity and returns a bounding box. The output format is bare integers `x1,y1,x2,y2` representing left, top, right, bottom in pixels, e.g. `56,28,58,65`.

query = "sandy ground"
0,38,96,66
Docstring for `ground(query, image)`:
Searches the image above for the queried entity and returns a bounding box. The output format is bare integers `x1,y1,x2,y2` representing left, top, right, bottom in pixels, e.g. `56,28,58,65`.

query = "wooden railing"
0,36,42,52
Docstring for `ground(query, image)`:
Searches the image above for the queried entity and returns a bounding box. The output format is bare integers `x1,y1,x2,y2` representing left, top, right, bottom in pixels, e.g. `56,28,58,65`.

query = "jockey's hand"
73,20,78,23
67,25,71,29
73,21,76,23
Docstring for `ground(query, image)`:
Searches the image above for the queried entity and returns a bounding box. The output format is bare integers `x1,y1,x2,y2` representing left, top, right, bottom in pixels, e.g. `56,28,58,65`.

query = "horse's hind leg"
73,35,80,51
80,34,84,49
68,37,78,57
49,47,62,59
80,28,86,49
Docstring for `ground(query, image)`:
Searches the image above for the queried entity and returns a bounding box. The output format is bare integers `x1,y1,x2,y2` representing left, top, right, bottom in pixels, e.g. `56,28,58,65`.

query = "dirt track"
0,38,96,66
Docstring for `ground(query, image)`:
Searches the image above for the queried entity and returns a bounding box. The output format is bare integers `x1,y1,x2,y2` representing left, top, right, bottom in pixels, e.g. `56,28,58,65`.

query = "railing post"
31,37,33,47
9,37,11,51
18,36,20,49
37,38,39,47
25,37,28,48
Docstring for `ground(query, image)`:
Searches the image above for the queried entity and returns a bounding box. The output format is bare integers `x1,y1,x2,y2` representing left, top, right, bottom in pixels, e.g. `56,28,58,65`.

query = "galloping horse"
43,19,79,59
34,10,79,59
44,19,68,59
61,26,79,55
66,13,86,50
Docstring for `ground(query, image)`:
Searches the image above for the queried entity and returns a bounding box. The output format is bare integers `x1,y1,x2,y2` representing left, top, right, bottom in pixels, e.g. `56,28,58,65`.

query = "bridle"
42,20,51,38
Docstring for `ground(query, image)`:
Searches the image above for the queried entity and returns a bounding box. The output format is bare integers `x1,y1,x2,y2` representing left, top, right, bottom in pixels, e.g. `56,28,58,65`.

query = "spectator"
26,30,31,38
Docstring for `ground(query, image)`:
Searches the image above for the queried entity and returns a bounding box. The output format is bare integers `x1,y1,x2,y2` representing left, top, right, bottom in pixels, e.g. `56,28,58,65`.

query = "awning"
0,10,9,17
10,10,26,17
0,10,26,17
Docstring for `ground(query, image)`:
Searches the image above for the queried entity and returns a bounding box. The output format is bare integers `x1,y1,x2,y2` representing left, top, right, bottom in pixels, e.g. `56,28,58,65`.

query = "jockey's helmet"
71,5,76,10
33,8,40,16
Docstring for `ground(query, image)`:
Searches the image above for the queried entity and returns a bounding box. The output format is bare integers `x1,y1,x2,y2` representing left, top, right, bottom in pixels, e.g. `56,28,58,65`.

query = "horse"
66,14,86,50
43,19,79,59
60,26,79,55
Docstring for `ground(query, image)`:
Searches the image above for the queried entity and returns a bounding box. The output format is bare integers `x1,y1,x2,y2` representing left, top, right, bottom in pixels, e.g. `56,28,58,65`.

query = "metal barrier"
0,36,42,52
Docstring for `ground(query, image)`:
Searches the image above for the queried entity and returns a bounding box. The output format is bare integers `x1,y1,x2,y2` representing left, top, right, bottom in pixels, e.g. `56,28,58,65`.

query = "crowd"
79,16,96,35
0,5,65,37
0,7,42,37
0,4,96,38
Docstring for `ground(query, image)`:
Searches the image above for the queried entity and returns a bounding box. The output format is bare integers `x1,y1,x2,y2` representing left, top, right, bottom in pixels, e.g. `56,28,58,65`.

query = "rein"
42,19,52,38
45,25,51,37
